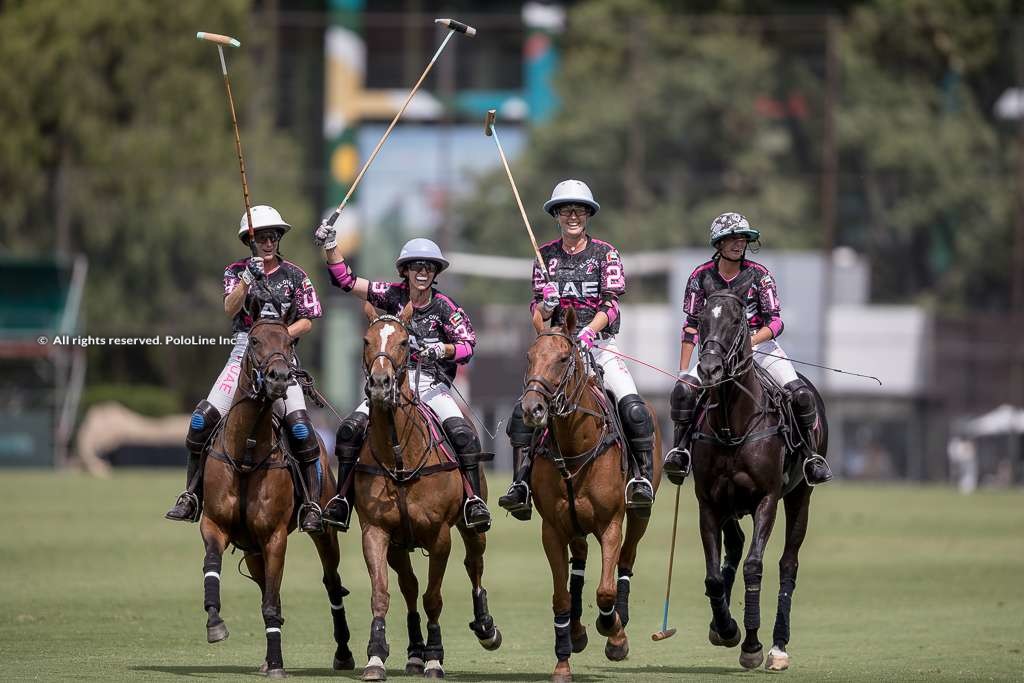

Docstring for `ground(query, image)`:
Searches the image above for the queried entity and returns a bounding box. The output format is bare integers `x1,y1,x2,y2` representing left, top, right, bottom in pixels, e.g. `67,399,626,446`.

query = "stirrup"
322,494,353,531
165,491,201,523
624,476,654,508
498,482,533,520
663,447,691,484
298,501,324,533
462,496,492,532
802,454,833,487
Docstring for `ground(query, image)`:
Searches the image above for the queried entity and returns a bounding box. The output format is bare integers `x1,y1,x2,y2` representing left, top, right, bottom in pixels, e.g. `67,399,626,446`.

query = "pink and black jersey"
531,237,626,336
224,259,322,334
366,281,476,384
681,258,783,344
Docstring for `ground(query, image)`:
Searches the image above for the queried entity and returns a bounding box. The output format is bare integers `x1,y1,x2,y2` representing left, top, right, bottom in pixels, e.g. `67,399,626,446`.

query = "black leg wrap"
469,588,495,639
424,622,443,664
554,610,572,662
407,612,425,657
203,551,222,611
722,563,738,607
367,616,389,660
615,567,632,627
569,560,585,622
263,610,284,670
705,578,736,636
773,576,796,648
332,605,352,656
744,585,761,632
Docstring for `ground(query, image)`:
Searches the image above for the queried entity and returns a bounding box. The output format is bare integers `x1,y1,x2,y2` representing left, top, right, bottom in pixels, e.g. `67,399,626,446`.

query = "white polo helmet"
709,212,760,247
237,205,292,244
395,238,449,274
543,179,600,217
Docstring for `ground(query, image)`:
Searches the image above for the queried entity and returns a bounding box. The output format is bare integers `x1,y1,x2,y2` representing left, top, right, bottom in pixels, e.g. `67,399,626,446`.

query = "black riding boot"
785,380,833,486
166,401,220,522
498,404,535,521
618,394,655,517
443,417,492,532
287,410,323,533
664,379,697,485
323,412,368,531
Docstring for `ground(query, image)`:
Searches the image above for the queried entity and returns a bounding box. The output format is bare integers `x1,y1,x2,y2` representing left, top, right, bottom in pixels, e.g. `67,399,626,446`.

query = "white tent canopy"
963,404,1024,437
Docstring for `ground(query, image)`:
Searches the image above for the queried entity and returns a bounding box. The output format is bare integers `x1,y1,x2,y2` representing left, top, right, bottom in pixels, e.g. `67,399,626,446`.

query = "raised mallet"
320,18,476,230
196,31,255,253
651,484,682,642
484,109,547,280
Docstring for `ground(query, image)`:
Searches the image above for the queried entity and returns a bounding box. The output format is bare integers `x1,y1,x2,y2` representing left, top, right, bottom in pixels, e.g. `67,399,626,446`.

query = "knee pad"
670,380,697,422
186,400,221,453
505,403,534,448
336,412,369,446
285,409,319,462
785,380,815,414
443,416,481,455
617,394,652,434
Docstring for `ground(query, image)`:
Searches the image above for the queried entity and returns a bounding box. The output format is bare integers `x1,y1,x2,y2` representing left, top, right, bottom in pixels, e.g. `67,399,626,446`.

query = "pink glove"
540,281,559,312
327,260,357,292
577,327,597,350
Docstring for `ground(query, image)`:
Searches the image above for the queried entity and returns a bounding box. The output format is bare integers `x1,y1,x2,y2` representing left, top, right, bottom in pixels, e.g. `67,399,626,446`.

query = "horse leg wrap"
423,622,444,664
772,576,796,648
722,562,738,607
569,560,586,622
328,588,352,657
469,588,495,639
705,578,735,636
367,616,389,661
263,611,284,671
203,551,222,612
406,611,425,657
615,567,632,627
554,611,573,662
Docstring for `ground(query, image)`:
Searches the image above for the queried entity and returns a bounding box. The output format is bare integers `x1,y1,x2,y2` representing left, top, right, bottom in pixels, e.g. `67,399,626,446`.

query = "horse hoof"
206,621,229,644
424,659,445,678
334,654,356,670
740,645,764,669
708,620,740,648
405,657,425,675
766,646,790,671
479,627,502,651
361,665,387,682
595,612,621,638
571,626,588,653
266,668,287,679
551,661,572,683
604,637,629,662
258,662,268,674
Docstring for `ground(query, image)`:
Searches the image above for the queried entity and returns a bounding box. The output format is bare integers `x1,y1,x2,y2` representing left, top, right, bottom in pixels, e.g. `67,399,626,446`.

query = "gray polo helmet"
543,179,600,217
395,238,449,274
709,212,760,247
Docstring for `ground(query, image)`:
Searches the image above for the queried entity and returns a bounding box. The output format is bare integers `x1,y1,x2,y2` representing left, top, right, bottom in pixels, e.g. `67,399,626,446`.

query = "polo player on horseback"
312,224,492,532
165,205,327,532
663,211,833,487
499,179,657,520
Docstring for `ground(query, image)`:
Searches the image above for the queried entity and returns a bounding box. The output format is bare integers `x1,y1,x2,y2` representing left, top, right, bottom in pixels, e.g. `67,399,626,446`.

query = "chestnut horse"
355,305,501,682
198,318,354,677
520,307,662,683
691,283,828,672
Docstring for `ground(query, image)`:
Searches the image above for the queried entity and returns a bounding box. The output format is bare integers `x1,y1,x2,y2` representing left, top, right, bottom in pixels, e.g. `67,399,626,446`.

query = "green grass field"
2,472,1021,681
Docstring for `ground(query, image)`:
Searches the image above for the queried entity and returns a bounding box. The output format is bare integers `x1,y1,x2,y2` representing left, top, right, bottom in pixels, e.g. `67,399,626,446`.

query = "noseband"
243,319,294,400
698,290,753,385
364,314,410,407
523,330,588,418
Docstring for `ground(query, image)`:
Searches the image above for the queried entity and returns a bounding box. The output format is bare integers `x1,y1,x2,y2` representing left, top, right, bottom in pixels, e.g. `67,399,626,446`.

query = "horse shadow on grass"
130,665,356,678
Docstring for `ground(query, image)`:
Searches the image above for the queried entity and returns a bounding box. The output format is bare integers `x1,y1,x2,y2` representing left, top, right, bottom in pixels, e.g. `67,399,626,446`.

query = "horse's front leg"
739,493,780,669
199,517,230,644
768,484,813,672
541,519,573,683
568,536,588,653
310,527,355,670
595,520,628,661
458,524,502,650
386,544,425,675
699,501,740,648
362,525,391,682
260,527,289,678
422,524,452,679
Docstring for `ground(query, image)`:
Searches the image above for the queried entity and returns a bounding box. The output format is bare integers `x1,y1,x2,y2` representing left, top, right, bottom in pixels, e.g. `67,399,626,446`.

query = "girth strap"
354,461,459,480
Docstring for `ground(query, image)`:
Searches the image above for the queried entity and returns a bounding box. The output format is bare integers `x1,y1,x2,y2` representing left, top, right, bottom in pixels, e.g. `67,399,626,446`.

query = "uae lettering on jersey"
557,281,601,298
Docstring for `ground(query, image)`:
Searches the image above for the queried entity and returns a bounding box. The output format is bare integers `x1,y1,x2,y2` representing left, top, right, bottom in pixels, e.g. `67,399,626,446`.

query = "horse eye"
559,355,570,363
250,337,260,346
363,338,369,346
400,339,408,346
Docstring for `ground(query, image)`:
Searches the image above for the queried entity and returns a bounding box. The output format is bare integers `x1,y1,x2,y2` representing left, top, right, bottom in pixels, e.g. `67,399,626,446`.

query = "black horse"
690,279,828,672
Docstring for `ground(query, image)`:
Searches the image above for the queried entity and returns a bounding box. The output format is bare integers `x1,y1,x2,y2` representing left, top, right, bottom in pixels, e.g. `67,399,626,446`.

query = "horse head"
522,306,582,428
363,302,413,408
244,318,295,402
697,274,755,387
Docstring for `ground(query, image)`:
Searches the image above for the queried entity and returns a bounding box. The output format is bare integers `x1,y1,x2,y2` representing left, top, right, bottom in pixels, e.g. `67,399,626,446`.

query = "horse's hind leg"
768,484,812,672
311,528,355,670
387,545,425,674
722,518,745,607
199,518,230,644
568,536,588,653
422,525,453,679
541,520,573,683
260,528,290,678
738,494,780,670
458,525,502,650
699,501,739,648
595,520,628,662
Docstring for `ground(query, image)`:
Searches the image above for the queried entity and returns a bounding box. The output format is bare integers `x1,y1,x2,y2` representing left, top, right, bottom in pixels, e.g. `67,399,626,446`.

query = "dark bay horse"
356,304,501,681
691,282,828,672
521,307,662,683
198,318,354,677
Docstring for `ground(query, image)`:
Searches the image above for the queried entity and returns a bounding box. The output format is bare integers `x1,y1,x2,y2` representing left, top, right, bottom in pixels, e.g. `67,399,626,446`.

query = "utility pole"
820,16,839,371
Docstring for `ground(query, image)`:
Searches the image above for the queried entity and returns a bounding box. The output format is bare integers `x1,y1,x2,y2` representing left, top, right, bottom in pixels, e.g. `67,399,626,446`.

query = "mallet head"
651,627,677,642
196,31,241,48
484,109,496,137
434,18,477,37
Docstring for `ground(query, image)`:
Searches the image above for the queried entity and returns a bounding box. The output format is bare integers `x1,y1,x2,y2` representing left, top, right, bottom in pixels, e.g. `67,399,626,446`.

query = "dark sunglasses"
406,260,438,273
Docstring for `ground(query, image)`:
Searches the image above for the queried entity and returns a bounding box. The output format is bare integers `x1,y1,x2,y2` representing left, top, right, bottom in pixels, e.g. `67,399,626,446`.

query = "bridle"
522,330,592,419
698,290,754,387
241,318,295,402
363,314,410,408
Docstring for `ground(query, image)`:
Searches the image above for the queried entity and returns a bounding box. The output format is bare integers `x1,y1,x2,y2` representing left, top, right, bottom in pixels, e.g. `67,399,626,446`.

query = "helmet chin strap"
715,243,747,263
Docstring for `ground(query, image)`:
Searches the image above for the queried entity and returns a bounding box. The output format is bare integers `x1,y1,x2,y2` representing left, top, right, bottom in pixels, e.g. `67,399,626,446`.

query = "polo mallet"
320,18,476,230
196,31,256,256
651,484,682,641
484,109,547,280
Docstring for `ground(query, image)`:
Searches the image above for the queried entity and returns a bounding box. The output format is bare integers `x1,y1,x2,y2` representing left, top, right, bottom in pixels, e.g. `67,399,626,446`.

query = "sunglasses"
253,231,281,244
406,260,438,273
556,204,591,218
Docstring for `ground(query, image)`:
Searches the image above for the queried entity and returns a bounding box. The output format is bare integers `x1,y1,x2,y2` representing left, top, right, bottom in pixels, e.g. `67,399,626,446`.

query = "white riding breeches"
354,370,463,423
205,332,306,416
588,338,639,407
683,338,799,388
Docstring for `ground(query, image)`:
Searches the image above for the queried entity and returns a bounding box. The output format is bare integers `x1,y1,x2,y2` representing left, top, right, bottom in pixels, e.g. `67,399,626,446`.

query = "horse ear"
563,305,577,333
363,301,377,323
399,302,414,325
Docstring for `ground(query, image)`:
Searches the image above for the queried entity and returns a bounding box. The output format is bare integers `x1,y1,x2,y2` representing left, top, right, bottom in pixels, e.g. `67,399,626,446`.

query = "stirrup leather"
167,491,201,523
